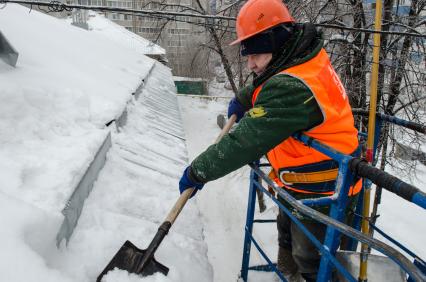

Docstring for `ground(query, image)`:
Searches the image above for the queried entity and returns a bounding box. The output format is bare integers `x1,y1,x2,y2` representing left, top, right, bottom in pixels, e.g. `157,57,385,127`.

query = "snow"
177,96,280,281
0,4,211,282
178,97,249,281
41,62,212,282
373,161,426,259
173,76,205,82
82,11,165,56
0,3,154,213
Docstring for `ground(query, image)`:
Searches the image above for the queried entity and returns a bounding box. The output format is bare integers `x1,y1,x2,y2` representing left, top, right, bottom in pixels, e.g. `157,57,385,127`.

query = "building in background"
69,0,206,76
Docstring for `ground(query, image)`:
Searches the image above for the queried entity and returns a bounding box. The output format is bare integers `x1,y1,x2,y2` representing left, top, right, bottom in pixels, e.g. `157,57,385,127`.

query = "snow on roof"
0,3,213,282
84,11,166,56
0,3,155,211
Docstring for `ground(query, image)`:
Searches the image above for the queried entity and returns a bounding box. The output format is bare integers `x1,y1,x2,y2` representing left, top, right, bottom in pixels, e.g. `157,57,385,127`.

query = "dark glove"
179,166,205,198
227,97,246,123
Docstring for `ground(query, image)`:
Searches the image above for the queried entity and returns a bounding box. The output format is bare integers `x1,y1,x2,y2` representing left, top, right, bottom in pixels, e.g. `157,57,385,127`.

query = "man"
178,0,361,281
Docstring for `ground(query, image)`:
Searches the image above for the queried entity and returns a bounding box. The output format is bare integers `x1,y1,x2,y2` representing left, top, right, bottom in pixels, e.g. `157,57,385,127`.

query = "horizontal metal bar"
352,109,426,134
253,219,276,223
245,227,287,281
350,159,426,210
300,196,335,207
252,170,361,281
248,263,277,272
369,223,424,263
249,163,426,281
413,193,426,210
252,177,357,281
292,133,351,163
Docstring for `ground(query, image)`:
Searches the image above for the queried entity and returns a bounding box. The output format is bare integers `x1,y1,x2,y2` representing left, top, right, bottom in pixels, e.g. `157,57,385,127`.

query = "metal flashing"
56,132,112,246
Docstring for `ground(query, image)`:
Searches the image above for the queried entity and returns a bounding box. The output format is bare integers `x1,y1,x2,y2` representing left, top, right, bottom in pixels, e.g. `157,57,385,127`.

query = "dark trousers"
277,208,327,281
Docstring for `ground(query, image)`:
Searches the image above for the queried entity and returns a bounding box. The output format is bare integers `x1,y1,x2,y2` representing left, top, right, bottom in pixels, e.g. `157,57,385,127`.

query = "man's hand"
227,97,246,122
179,166,205,198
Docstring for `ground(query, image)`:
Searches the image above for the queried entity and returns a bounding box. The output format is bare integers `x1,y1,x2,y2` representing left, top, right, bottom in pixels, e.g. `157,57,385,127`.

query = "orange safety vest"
252,48,361,195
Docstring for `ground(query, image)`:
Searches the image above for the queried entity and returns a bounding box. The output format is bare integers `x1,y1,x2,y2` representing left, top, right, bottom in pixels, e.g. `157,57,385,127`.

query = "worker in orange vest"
178,0,361,280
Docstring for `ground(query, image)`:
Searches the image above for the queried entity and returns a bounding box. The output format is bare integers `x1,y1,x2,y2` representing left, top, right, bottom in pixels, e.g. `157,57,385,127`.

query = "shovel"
96,114,237,282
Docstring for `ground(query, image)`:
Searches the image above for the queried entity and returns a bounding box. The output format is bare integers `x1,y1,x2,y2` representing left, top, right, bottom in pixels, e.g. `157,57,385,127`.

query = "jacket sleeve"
190,74,324,183
236,84,255,110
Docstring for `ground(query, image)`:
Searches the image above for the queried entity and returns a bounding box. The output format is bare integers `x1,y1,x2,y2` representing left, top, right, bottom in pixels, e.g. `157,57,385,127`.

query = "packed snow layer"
0,3,154,213
82,11,166,56
0,61,214,282
38,62,212,282
0,4,215,282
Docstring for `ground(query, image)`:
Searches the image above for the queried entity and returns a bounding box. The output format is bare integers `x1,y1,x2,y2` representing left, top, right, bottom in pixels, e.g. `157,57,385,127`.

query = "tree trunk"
209,27,238,95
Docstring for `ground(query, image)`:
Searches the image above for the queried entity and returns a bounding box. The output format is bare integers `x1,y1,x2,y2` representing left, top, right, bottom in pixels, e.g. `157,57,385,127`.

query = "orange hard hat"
230,0,295,45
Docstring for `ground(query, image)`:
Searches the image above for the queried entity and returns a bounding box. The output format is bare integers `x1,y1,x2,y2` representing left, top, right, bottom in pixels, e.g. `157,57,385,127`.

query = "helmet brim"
229,20,294,46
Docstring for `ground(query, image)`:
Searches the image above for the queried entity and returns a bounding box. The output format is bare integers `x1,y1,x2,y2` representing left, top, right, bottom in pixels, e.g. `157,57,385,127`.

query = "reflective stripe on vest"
254,48,360,195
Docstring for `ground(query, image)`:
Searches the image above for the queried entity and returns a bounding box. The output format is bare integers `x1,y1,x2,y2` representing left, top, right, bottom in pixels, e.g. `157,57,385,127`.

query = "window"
139,27,161,34
150,2,159,9
168,28,190,35
168,40,184,47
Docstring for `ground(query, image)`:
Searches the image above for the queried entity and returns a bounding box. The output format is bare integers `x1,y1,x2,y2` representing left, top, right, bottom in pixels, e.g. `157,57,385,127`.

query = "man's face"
247,53,273,75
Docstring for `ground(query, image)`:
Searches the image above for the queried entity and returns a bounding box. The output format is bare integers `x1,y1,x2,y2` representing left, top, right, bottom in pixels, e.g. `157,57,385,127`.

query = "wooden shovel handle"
215,114,237,143
164,114,237,225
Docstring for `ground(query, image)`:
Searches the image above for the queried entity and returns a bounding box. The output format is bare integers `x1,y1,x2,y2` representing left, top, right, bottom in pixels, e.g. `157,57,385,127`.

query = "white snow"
178,97,250,281
82,11,165,56
173,76,205,82
0,4,211,282
0,3,155,211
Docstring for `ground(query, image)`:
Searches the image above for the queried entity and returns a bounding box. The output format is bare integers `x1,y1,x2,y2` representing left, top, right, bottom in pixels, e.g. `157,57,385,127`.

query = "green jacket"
189,24,324,184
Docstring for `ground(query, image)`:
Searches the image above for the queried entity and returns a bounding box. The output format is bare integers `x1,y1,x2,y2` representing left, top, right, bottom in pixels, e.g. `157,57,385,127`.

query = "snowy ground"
178,97,250,282
177,95,426,281
178,96,281,282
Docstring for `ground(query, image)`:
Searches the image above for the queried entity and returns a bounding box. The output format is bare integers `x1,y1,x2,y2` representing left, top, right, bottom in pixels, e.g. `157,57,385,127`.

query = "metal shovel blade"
217,114,226,130
96,240,169,282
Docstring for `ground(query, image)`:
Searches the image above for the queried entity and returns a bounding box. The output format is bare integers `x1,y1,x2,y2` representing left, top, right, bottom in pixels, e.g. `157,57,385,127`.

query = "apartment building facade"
102,0,206,75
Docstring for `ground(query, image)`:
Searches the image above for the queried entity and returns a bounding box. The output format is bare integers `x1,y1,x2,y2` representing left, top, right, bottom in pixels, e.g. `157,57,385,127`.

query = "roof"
84,11,166,56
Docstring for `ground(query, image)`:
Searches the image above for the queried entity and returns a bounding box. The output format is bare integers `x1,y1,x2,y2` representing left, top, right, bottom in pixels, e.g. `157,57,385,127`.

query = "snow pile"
0,3,154,213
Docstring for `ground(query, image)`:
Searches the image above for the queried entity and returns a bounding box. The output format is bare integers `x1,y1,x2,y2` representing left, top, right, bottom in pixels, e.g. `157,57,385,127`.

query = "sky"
0,3,425,282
